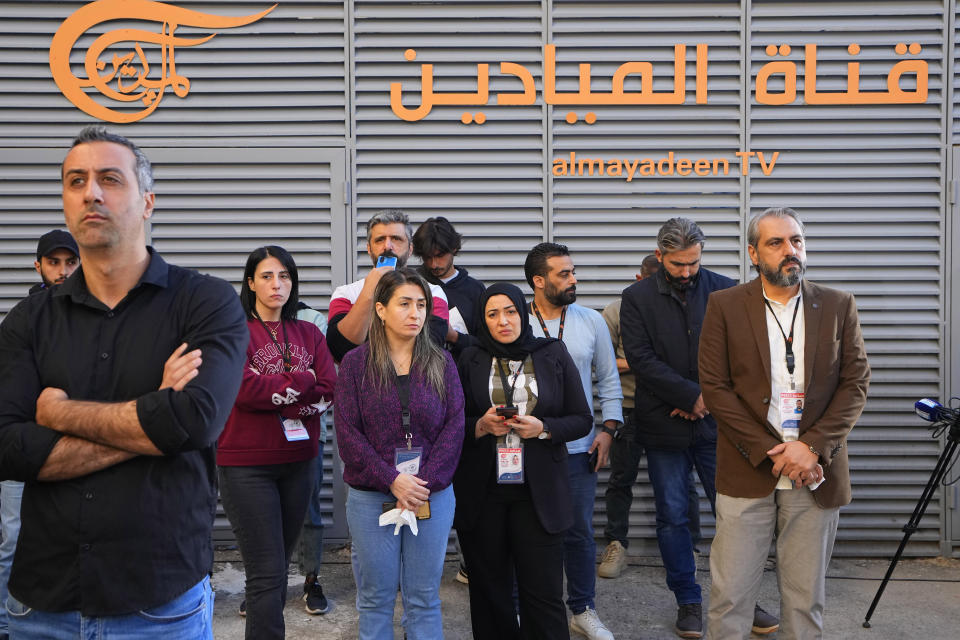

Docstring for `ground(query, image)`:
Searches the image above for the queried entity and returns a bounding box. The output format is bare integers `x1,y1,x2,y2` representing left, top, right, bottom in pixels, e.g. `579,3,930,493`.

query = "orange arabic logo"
50,0,277,123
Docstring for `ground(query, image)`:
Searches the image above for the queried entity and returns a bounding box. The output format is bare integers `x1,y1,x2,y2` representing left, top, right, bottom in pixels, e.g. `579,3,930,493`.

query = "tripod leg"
862,437,959,627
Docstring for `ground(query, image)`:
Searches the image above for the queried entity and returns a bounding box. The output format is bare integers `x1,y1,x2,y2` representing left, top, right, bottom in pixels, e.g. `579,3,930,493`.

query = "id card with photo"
395,447,423,475
779,391,805,441
497,445,524,484
281,417,310,441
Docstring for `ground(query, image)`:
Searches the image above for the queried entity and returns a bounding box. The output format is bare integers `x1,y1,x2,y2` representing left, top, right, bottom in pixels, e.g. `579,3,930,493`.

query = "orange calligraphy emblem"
50,0,277,123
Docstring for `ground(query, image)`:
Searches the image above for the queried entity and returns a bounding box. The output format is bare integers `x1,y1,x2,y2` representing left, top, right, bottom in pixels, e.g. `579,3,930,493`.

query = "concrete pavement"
211,547,960,639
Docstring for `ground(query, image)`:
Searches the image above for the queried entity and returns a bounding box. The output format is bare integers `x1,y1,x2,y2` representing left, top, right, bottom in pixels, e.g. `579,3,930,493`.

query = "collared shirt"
528,302,623,454
0,248,248,615
762,285,805,490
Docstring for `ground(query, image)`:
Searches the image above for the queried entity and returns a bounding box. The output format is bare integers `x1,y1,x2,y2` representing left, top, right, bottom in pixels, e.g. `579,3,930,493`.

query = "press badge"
395,447,423,475
281,417,310,441
779,391,805,441
497,431,524,484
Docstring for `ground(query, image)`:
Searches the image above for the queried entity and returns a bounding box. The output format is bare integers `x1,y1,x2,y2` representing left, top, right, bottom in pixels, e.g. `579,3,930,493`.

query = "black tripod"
862,414,960,628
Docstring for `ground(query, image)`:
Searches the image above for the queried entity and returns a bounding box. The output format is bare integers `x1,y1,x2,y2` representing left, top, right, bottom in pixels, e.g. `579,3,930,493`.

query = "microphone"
915,398,959,423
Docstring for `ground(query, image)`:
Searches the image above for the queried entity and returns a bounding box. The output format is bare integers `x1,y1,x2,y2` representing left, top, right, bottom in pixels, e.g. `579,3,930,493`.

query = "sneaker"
597,540,627,579
675,603,702,639
570,606,615,640
238,599,246,617
751,603,779,635
302,572,329,615
455,563,469,584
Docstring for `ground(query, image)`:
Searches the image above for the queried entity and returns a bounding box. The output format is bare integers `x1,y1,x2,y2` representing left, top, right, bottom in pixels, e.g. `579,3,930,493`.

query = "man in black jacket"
621,218,768,639
412,216,485,355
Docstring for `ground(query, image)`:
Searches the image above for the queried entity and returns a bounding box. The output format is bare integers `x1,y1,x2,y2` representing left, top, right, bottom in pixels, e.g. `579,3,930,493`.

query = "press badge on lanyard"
281,417,310,441
497,431,524,484
395,409,424,474
778,392,804,442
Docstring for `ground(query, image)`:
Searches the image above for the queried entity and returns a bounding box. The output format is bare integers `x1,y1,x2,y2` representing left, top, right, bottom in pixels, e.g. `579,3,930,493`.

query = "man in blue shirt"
525,242,623,640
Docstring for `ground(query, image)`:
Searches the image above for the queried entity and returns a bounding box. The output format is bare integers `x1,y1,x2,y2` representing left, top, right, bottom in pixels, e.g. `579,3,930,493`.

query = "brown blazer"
699,278,870,508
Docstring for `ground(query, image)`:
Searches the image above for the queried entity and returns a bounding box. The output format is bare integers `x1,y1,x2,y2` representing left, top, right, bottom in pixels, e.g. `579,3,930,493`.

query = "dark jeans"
458,484,568,640
219,459,315,640
604,414,703,548
645,421,717,605
298,440,325,576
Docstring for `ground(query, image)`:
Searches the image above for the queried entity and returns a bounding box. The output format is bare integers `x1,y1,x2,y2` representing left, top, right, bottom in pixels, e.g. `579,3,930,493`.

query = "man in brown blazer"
699,207,870,639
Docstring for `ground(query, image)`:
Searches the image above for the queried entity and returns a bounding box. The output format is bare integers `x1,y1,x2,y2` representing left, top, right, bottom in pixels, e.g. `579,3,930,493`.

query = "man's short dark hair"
366,209,412,243
524,242,570,289
640,254,659,278
412,217,463,259
67,125,154,194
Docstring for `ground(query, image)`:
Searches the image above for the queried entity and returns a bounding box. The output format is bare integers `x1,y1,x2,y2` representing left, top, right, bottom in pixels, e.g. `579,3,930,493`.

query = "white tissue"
378,508,419,536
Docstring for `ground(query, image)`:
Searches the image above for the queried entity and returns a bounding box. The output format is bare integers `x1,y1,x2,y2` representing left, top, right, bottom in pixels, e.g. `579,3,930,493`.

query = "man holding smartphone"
326,210,450,362
524,242,623,640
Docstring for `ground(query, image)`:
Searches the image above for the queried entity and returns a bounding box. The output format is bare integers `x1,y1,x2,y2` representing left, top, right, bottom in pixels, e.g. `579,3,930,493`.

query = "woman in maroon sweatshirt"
217,246,336,640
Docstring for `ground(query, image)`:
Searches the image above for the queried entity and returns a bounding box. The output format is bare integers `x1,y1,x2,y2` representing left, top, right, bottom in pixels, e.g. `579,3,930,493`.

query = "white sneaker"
570,606,615,640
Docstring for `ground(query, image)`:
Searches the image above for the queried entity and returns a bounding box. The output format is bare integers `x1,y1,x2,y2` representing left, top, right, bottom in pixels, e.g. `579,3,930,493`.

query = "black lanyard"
396,374,413,449
495,357,526,407
532,301,566,341
253,311,291,371
764,296,801,389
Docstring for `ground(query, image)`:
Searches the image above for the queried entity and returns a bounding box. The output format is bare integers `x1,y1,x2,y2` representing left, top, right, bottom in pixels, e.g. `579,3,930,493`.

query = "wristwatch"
538,424,550,440
601,424,621,440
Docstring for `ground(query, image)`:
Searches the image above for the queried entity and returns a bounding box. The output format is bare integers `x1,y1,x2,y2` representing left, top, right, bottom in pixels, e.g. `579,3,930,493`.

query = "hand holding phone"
376,255,398,269
496,405,519,419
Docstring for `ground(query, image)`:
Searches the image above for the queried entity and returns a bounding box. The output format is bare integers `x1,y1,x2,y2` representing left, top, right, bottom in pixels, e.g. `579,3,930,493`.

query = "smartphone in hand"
376,255,398,269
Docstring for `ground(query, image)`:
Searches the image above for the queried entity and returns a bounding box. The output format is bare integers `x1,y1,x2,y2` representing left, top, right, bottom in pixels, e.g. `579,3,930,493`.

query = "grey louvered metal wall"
2,0,960,556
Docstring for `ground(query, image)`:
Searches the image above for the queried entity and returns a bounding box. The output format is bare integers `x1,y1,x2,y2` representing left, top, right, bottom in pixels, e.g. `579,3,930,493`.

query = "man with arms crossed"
0,126,248,638
0,229,81,640
699,207,869,639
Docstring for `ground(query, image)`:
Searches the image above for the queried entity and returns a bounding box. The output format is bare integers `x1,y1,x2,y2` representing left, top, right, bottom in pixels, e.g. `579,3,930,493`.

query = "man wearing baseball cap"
29,229,79,294
0,229,80,639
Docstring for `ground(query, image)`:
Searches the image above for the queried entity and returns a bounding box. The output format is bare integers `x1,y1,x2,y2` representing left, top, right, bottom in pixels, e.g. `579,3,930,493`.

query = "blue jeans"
645,422,717,605
347,484,454,640
5,575,213,640
299,440,325,576
564,452,597,614
0,480,24,635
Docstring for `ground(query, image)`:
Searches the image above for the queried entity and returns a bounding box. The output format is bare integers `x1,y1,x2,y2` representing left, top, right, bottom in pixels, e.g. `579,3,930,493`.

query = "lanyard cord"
253,310,291,371
764,296,801,379
495,357,525,407
532,301,566,341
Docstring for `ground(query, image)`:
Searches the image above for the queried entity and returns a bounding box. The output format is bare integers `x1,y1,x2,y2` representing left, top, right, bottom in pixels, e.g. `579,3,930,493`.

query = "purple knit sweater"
335,343,465,494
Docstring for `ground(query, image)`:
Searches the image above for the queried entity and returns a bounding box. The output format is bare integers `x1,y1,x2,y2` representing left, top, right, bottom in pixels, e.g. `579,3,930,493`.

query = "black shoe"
238,599,246,617
303,572,329,615
751,603,780,635
676,602,703,639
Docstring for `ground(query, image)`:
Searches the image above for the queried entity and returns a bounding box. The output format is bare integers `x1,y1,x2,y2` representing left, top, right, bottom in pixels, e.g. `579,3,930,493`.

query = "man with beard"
620,218,745,639
325,209,450,362
699,208,869,639
0,229,81,639
412,216,485,356
524,242,623,640
29,229,80,294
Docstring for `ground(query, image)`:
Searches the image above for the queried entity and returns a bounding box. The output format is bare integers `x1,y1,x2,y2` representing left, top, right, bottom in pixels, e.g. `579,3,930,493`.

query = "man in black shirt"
29,229,80,295
412,216,485,355
0,126,247,638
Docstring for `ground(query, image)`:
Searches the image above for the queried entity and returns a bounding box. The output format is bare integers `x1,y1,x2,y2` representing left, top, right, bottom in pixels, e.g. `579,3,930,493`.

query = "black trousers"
457,484,569,640
219,460,315,640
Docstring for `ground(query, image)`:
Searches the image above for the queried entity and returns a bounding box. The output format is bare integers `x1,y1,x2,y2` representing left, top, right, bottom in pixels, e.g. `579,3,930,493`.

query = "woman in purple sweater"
335,268,464,640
